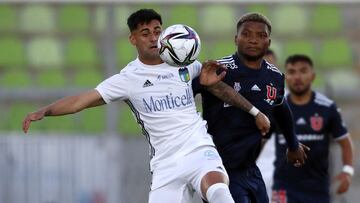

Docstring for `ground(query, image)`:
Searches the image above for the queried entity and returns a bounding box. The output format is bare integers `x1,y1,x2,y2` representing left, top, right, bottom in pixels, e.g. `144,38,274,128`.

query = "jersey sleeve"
191,76,205,96
274,73,285,106
189,60,202,78
95,71,130,104
329,103,349,141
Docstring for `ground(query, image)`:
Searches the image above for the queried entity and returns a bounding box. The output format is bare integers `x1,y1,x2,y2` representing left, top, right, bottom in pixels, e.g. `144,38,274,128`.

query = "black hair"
237,12,272,34
127,9,162,32
285,54,313,67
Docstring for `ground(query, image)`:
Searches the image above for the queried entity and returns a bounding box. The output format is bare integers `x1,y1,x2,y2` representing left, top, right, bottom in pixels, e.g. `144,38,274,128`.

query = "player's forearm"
41,90,105,117
273,101,299,151
205,81,253,112
39,96,85,116
339,137,354,166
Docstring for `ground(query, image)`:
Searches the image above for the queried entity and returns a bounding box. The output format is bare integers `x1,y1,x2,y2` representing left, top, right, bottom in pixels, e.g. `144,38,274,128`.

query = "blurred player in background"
272,54,354,203
256,49,278,200
263,49,277,65
193,13,309,203
22,9,272,203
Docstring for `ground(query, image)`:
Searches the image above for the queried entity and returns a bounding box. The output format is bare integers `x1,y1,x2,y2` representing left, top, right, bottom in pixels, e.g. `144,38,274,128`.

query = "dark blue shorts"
272,182,330,203
202,164,268,203
227,164,269,203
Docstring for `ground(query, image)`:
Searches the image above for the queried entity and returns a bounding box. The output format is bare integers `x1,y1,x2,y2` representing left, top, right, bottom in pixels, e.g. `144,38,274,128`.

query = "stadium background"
0,0,359,202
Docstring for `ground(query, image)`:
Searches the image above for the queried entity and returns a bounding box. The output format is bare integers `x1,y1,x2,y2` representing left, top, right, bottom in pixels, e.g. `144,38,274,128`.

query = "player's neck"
237,53,262,69
289,90,313,105
243,60,262,69
138,56,163,65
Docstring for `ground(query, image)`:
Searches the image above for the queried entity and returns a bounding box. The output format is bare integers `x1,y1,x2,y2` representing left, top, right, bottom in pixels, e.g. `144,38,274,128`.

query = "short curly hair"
127,9,162,32
236,12,272,34
285,54,314,68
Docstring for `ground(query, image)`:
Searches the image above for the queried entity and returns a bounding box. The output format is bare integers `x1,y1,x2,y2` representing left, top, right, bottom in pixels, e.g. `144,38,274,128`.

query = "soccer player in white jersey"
22,9,271,203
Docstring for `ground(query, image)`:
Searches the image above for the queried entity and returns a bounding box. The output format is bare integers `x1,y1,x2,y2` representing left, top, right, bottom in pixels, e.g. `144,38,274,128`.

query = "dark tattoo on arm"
44,109,52,116
206,81,253,112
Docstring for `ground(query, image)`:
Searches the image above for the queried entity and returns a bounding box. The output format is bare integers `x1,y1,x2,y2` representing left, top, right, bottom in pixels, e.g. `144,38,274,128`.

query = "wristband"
342,165,354,176
249,106,260,117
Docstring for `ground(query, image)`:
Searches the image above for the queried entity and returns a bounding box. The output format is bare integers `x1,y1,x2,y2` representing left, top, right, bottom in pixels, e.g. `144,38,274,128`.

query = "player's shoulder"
120,60,139,73
188,60,202,70
216,55,234,63
264,60,283,77
216,55,238,70
111,60,142,83
313,91,334,107
118,59,150,78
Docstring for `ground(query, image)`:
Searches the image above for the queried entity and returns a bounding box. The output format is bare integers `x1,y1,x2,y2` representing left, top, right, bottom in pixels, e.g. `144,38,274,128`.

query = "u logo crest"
266,85,277,100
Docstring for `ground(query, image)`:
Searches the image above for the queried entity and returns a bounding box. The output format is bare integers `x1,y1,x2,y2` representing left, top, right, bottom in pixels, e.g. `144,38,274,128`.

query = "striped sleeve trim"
334,132,350,141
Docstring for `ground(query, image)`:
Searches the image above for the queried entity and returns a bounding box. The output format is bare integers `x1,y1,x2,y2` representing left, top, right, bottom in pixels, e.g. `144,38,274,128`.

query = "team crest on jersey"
272,190,287,203
178,67,190,83
266,85,277,100
264,84,277,105
310,114,323,131
234,82,241,92
224,82,241,107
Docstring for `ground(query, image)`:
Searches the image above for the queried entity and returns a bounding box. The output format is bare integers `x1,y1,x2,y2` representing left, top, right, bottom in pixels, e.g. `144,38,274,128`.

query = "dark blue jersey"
273,91,348,193
193,53,285,169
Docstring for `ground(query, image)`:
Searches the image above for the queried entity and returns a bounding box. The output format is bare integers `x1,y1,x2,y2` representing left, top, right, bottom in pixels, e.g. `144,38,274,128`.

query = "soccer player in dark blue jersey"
257,49,279,199
272,54,354,203
193,13,310,203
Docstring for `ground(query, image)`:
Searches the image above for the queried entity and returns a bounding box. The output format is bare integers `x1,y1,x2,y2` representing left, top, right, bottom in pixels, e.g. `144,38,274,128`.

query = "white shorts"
148,146,228,203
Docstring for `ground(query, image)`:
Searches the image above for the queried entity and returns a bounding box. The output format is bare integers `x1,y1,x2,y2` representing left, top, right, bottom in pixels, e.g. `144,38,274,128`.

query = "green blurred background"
1,2,359,135
0,2,359,203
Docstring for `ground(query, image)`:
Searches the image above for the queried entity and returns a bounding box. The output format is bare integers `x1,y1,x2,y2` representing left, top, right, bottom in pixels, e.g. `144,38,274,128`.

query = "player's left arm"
335,136,354,194
272,74,309,166
199,60,270,135
330,104,354,194
272,100,310,167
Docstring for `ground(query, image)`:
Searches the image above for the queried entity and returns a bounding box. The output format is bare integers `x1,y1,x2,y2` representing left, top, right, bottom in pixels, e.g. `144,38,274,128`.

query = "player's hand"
334,172,352,194
22,109,46,133
286,143,310,167
200,60,227,86
255,112,270,136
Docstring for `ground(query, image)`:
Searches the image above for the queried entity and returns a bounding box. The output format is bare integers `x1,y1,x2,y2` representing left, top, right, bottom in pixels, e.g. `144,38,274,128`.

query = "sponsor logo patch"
204,150,220,160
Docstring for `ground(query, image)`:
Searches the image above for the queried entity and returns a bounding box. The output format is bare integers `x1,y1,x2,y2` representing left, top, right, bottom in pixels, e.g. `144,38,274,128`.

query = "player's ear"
268,38,271,47
129,33,136,46
234,35,238,45
311,69,316,82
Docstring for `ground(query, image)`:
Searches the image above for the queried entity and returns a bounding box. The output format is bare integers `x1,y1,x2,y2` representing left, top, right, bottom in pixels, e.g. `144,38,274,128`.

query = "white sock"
206,183,235,203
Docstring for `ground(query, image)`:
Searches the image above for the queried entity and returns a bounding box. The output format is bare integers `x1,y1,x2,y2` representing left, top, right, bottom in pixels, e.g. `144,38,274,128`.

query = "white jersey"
256,135,275,199
95,58,214,171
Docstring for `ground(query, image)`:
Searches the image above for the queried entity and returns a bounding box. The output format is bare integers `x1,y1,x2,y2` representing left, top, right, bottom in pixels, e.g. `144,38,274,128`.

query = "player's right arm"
198,60,270,135
22,89,105,133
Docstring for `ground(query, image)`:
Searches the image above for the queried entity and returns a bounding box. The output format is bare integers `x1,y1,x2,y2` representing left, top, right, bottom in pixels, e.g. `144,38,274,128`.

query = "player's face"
129,19,162,64
285,61,315,96
235,21,271,61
